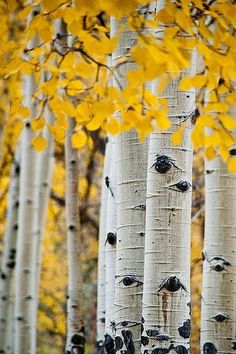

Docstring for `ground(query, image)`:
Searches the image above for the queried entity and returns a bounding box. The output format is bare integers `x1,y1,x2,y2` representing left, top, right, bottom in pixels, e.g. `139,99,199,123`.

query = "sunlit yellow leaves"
106,117,121,135
218,114,236,130
66,80,84,96
31,134,47,151
48,125,66,143
175,11,194,35
227,157,236,173
205,146,217,160
31,117,45,131
172,125,185,145
179,75,206,90
205,102,229,113
71,130,87,148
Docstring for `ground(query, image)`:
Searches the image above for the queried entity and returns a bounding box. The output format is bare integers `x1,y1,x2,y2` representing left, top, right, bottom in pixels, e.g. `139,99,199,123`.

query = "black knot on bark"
1,273,6,280
158,275,187,293
178,319,191,339
151,155,173,174
175,345,188,354
115,336,123,351
175,181,191,192
146,329,160,338
229,148,236,156
13,223,18,230
68,224,76,231
25,122,31,128
122,276,143,287
71,334,85,346
212,313,229,322
6,261,15,269
104,334,115,354
106,232,116,246
203,342,217,354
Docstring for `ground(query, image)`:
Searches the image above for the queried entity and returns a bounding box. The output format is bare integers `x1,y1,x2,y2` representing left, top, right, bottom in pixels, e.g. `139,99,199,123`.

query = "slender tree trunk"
104,136,117,351
0,148,20,353
200,156,236,353
141,32,196,354
65,117,85,354
97,139,111,352
111,15,149,354
14,11,39,354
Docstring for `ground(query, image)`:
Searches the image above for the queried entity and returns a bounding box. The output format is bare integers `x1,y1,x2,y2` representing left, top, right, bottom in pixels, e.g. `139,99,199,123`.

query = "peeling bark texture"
14,12,40,353
105,136,117,340
0,148,20,353
65,117,85,354
200,156,236,353
97,140,111,352
111,13,149,354
141,5,196,351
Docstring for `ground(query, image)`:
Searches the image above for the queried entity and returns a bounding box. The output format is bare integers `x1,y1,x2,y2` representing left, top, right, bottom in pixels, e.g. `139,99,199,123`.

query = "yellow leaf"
31,117,45,131
205,146,217,160
106,118,121,135
71,130,87,148
172,125,184,145
156,111,171,130
31,135,47,152
228,156,236,173
205,102,229,113
67,80,84,96
218,114,236,130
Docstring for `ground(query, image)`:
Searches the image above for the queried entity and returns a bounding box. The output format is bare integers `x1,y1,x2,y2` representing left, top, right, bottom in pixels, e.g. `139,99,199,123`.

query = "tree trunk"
14,16,39,351
141,43,196,354
97,139,111,352
0,147,20,353
65,116,85,354
104,136,117,351
200,156,236,354
111,15,149,353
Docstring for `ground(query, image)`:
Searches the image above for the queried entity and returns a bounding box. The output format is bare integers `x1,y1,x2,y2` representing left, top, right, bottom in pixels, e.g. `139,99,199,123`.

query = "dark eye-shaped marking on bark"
104,334,115,354
133,204,146,210
206,169,214,174
152,344,174,354
190,108,201,125
157,276,187,293
141,336,149,346
156,334,170,341
115,336,123,350
100,317,105,323
1,273,6,280
151,155,181,174
71,334,85,346
146,329,160,337
175,345,188,354
229,148,236,156
121,330,135,354
232,341,236,350
121,276,143,287
203,342,217,354
178,319,191,339
105,176,115,199
141,316,145,323
210,313,230,322
106,232,117,246
174,181,191,192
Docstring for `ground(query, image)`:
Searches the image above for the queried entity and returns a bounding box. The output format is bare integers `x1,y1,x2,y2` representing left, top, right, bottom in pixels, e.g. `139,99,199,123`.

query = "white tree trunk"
97,139,111,352
111,14,149,353
14,12,39,354
104,136,117,351
0,148,20,353
141,41,196,354
65,117,85,354
200,156,236,353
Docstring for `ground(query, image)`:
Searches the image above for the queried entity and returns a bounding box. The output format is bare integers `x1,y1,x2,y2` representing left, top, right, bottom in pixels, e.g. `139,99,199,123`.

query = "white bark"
200,154,236,354
14,12,39,354
65,117,85,354
0,148,20,353
141,23,196,354
104,136,117,349
97,140,111,351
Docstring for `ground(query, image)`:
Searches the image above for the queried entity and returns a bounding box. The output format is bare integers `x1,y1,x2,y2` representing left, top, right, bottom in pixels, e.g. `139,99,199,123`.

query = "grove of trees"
0,0,235,353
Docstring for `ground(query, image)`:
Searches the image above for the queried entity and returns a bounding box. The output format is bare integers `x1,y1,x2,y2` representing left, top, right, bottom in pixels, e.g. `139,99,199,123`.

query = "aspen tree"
14,10,40,353
141,5,196,352
97,140,111,352
200,149,236,353
111,16,149,352
0,148,20,353
104,136,117,352
65,116,85,354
